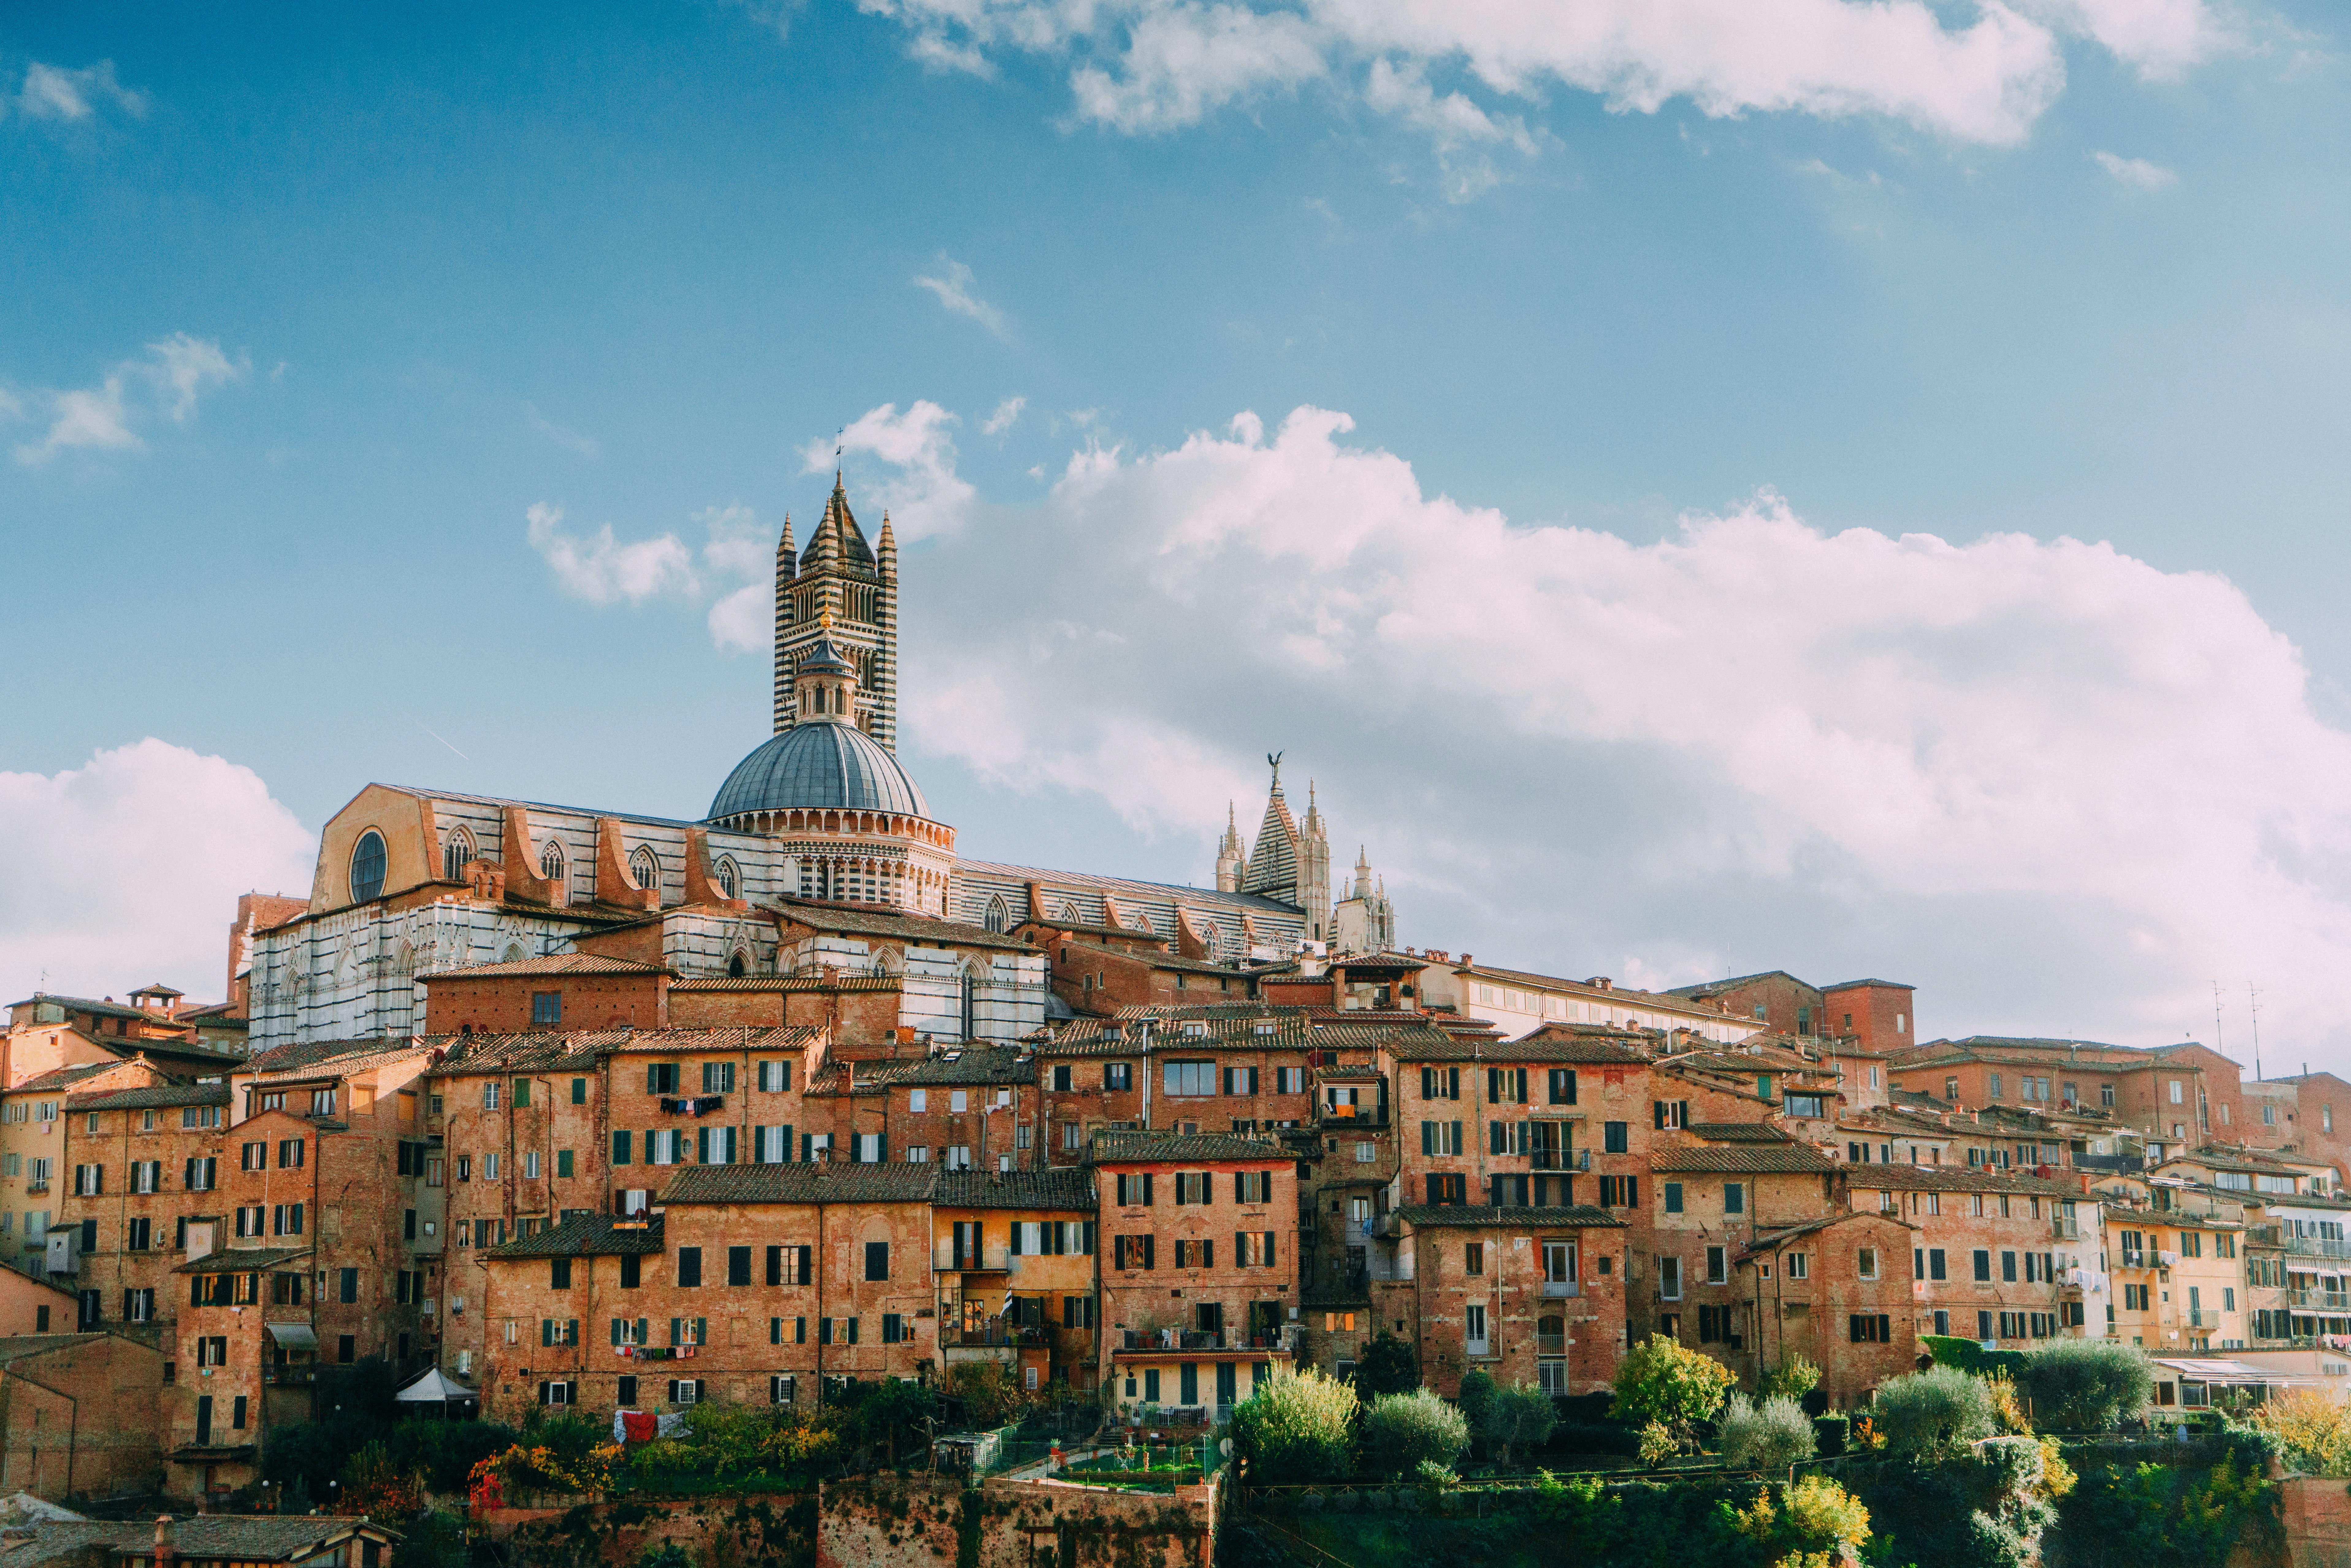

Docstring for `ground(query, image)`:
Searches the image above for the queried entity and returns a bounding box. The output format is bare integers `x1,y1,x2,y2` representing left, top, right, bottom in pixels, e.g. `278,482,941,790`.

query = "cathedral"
242,480,1399,1051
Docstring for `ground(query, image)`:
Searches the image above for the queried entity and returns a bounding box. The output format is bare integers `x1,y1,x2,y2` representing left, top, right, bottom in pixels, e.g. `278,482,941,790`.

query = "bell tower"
772,476,899,752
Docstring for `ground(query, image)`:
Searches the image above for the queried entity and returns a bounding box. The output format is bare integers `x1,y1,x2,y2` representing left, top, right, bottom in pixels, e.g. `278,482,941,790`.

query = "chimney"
154,1516,175,1568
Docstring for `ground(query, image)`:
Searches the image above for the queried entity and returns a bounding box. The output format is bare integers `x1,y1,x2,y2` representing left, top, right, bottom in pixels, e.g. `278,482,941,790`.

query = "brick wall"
1398,1217,1624,1397
423,974,669,1036
815,1473,1214,1568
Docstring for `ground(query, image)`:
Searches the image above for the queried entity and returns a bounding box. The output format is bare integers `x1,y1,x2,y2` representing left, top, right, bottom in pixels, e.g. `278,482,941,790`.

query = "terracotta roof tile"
656,1163,938,1204
1392,1204,1626,1229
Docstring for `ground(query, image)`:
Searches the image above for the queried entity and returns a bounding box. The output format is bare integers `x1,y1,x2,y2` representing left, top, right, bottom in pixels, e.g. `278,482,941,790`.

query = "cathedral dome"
708,721,930,822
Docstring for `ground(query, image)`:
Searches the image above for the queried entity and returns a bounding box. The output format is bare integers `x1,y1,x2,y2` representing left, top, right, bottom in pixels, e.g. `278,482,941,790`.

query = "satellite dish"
1219,1439,1234,1456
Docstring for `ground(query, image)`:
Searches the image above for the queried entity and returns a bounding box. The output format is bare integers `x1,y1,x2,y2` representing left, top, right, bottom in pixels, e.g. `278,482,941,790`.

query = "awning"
396,1367,477,1403
264,1323,317,1350
2152,1357,2322,1386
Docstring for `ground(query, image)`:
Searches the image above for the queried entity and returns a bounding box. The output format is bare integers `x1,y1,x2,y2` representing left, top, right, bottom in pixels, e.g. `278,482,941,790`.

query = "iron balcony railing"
2051,1218,2081,1240
2183,1310,2220,1329
1541,1280,1582,1298
938,1324,1051,1349
1119,1329,1236,1352
1536,1333,1567,1356
1530,1150,1592,1172
2282,1236,2351,1260
2286,1289,2351,1311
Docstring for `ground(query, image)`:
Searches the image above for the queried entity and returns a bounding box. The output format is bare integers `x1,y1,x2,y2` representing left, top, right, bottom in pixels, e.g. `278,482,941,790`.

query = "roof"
875,1047,1036,1087
0,1517,392,1568
933,1168,1097,1211
1650,1143,1838,1174
668,975,900,993
5,1063,122,1096
419,954,672,981
770,896,1039,954
1392,1204,1627,1230
1453,962,1739,1021
708,716,931,820
1820,978,1915,993
1059,939,1248,979
2168,1145,2324,1177
960,858,1305,918
1737,1212,1915,1257
1840,1166,2086,1197
1387,1028,1653,1064
243,1037,433,1078
6,993,157,1024
482,1214,667,1258
1689,1122,1798,1142
1090,1130,1291,1165
656,1163,938,1204
1661,970,1813,998
68,1083,232,1112
426,1025,824,1072
1903,1037,2227,1070
175,1245,313,1275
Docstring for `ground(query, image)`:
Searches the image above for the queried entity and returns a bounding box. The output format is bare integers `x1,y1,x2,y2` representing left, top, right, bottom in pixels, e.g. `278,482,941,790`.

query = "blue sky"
5,0,2350,1056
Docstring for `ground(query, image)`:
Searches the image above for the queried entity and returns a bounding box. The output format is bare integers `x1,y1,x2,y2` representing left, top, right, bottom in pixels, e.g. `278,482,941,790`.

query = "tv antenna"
2248,982,2262,1082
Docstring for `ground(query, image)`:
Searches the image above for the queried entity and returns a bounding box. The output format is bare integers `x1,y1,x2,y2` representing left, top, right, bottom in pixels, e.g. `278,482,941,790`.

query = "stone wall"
816,1473,1215,1568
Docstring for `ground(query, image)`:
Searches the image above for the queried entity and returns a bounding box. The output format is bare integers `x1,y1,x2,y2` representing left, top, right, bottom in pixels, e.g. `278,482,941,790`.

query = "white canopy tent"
394,1366,479,1417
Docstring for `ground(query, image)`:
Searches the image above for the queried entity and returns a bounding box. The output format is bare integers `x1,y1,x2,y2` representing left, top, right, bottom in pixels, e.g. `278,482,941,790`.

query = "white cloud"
895,402,2351,1052
0,740,313,1005
914,256,1011,338
1363,57,1539,200
2093,149,2178,188
981,395,1028,436
856,0,2218,151
13,335,247,466
524,402,601,459
15,59,147,122
804,401,975,541
525,502,700,604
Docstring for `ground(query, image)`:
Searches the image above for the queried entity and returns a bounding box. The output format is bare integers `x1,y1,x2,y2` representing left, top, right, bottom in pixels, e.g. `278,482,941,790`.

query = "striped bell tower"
771,475,899,752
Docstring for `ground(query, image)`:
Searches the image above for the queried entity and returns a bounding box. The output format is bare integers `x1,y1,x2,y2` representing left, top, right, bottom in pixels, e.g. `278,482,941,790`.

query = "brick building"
932,1168,1097,1392
1092,1131,1296,1417
417,954,672,1035
1839,1166,2097,1349
58,1078,234,1333
164,1230,316,1501
0,1330,165,1500
1644,1128,1841,1358
1732,1211,1921,1404
1370,1203,1627,1398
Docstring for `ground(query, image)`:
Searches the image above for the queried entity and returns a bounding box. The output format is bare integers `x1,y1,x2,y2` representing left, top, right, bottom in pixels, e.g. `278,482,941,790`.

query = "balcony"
939,1324,1050,1349
2184,1310,2220,1329
262,1365,316,1385
1531,1150,1592,1173
1120,1329,1229,1352
24,1183,47,1196
934,1243,1011,1272
2287,1289,2351,1311
2119,1251,2147,1270
1541,1280,1581,1298
1536,1333,1567,1356
2282,1236,2351,1260
2051,1218,2081,1240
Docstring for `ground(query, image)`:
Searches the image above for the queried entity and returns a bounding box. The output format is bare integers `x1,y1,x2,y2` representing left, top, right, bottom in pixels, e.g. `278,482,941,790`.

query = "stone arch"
442,826,475,882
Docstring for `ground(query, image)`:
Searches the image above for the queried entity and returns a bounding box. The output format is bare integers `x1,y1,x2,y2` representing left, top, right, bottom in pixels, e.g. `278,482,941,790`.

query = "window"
758,1060,792,1093
1849,1314,1892,1343
1785,1094,1826,1118
1663,1181,1683,1214
1465,1241,1485,1276
1420,1120,1464,1156
182,1104,220,1129
532,993,561,1026
1548,1069,1577,1105
541,839,566,882
1226,1066,1258,1096
1706,1245,1727,1284
349,830,387,902
677,1248,702,1287
703,1062,736,1094
1723,1183,1744,1215
339,1268,358,1303
1787,1252,1808,1280
525,1151,541,1180
1600,1175,1638,1207
1653,1101,1687,1130
1659,1256,1682,1300
2171,1080,2184,1104
1858,1246,1878,1280
1163,1061,1216,1096
1421,1067,1461,1101
1988,1073,2004,1099
1424,1173,1467,1205
647,1063,680,1095
865,1241,890,1281
1603,1121,1628,1154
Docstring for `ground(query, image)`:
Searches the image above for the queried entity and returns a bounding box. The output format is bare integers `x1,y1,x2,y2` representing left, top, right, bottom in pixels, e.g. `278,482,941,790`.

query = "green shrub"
1811,1414,1849,1457
2017,1339,2153,1433
1355,1332,1420,1397
1717,1394,1816,1472
2251,1389,2351,1476
1759,1353,1821,1402
1363,1388,1471,1478
1457,1368,1497,1444
1922,1334,2029,1377
1610,1335,1736,1446
1482,1382,1558,1466
1229,1366,1360,1483
1872,1365,1997,1456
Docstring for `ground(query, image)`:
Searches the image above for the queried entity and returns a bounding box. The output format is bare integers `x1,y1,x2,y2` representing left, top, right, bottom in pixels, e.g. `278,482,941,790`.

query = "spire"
777,513,795,561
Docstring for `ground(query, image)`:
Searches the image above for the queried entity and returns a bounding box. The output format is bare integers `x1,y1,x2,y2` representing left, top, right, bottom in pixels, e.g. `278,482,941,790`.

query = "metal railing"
934,1243,1012,1271
1541,1280,1581,1298
2051,1218,2081,1240
1536,1334,1567,1356
1531,1150,1592,1172
2286,1289,2351,1311
1120,1329,1227,1351
2282,1236,2351,1260
2183,1310,2219,1328
939,1324,1051,1349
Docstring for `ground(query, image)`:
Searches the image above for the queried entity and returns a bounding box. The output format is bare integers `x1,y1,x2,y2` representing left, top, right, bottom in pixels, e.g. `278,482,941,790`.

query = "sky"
2,0,2349,1064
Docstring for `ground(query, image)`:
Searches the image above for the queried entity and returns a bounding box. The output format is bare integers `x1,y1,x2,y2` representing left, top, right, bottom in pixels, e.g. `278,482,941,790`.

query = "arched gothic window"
630,845,661,895
442,829,474,882
715,856,740,900
502,943,528,964
1201,925,1220,960
728,950,750,978
540,839,566,884
1059,902,1081,923
983,896,1009,934
349,830,387,904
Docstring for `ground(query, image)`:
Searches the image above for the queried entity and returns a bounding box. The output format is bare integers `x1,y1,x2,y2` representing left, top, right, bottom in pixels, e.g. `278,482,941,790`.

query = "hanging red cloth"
621,1411,658,1444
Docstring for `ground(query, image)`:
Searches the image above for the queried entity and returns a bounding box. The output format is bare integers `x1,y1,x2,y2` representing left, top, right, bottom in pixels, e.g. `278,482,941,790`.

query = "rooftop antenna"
2211,981,2225,1058
2246,982,2263,1081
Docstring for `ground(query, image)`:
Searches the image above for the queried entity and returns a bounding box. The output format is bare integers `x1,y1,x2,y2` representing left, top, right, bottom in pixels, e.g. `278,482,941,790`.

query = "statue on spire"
1267,751,1284,792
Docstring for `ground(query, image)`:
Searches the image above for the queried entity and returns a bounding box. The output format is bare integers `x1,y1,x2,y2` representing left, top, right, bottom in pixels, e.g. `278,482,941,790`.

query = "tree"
1230,1366,1360,1482
1759,1353,1822,1403
1609,1334,1736,1452
1457,1368,1497,1448
1363,1388,1470,1478
1482,1382,1558,1467
1716,1394,1815,1472
1355,1331,1419,1398
2017,1339,2153,1433
1870,1365,1997,1456
944,1360,1029,1429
